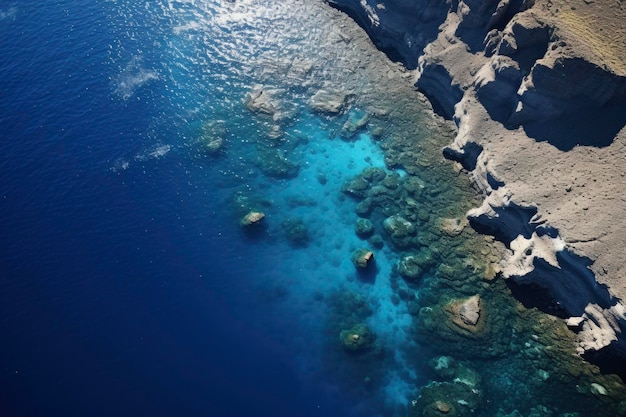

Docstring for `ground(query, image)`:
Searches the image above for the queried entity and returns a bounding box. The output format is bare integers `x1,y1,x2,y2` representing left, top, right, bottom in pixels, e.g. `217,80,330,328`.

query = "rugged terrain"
326,0,626,360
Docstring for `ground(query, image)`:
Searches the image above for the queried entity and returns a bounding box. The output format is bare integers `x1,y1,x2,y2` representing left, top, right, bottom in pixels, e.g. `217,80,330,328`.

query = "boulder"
339,323,375,352
309,89,349,114
240,211,265,227
398,255,425,281
245,86,279,116
351,248,375,269
355,218,375,238
383,214,416,248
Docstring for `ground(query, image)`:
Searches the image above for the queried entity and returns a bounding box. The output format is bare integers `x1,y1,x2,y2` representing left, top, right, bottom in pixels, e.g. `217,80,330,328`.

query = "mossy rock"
398,255,425,281
255,148,300,179
383,214,416,248
368,234,384,249
282,217,310,247
355,218,375,238
240,211,265,227
355,198,374,217
382,172,400,189
340,109,369,139
339,323,375,352
351,248,375,269
409,380,483,417
342,175,371,199
361,167,386,183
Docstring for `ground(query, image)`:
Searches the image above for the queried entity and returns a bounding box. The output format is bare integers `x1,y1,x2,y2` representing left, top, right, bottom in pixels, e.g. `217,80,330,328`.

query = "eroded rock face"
325,0,448,69
328,0,626,368
456,294,481,326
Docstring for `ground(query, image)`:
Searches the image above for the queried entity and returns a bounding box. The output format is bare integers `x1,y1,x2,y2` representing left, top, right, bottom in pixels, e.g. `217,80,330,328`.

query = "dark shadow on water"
355,262,379,283
506,280,569,319
582,342,626,383
522,103,626,151
241,222,268,241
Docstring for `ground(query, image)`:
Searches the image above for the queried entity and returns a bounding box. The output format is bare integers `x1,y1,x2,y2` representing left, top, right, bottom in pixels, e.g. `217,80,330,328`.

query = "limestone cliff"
326,0,626,363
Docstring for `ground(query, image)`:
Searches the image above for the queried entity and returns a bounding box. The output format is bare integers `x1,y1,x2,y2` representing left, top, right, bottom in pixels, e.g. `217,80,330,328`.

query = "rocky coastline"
325,0,626,368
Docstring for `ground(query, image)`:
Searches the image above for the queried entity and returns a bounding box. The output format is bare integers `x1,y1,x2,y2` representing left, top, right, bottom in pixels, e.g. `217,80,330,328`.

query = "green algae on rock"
350,248,375,269
354,218,375,238
339,323,376,352
281,217,311,247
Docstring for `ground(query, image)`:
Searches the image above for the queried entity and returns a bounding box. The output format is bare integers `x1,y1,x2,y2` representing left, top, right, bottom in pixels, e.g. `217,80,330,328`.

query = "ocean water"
1,1,625,417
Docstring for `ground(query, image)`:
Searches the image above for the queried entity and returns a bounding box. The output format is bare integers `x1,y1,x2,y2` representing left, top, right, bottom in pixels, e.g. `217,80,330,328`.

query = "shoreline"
325,0,626,369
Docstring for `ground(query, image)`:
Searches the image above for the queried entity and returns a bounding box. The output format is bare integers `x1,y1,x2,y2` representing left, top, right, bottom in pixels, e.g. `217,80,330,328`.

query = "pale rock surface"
458,294,481,326
325,0,626,356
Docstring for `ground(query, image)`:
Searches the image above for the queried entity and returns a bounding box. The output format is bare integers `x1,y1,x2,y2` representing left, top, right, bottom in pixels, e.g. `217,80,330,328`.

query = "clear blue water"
0,2,401,415
1,1,625,417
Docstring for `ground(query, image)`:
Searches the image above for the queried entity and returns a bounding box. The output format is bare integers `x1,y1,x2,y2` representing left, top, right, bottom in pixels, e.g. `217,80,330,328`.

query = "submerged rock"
340,109,369,138
199,120,226,155
398,255,425,281
254,148,300,179
339,323,375,352
351,248,375,269
409,379,483,417
245,85,279,116
355,218,375,238
281,217,311,247
309,89,349,114
383,214,416,248
240,211,265,227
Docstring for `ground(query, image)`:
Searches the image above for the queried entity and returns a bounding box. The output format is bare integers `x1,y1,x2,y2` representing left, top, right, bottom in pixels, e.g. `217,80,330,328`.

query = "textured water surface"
1,1,625,417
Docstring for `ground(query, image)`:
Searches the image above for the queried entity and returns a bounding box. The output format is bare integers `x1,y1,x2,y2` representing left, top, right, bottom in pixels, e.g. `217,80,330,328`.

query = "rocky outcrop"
325,0,626,362
326,0,448,69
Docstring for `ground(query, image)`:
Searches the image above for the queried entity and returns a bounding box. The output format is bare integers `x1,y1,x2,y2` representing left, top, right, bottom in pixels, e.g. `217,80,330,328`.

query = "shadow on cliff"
521,103,626,151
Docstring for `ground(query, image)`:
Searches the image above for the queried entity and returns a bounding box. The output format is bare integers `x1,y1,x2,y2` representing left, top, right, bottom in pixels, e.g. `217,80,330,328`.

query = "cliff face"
326,0,626,361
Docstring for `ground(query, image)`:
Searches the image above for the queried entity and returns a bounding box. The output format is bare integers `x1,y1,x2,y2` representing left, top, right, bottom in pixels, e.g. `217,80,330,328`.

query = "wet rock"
255,148,300,179
355,218,375,238
240,211,265,227
199,120,226,155
351,248,375,269
398,255,425,281
282,217,311,247
245,86,279,116
355,199,373,217
342,175,371,199
368,234,384,249
340,109,369,138
440,217,468,236
409,379,483,417
309,89,349,114
429,356,458,380
383,214,416,248
590,382,607,396
361,167,387,183
382,172,400,189
339,323,376,352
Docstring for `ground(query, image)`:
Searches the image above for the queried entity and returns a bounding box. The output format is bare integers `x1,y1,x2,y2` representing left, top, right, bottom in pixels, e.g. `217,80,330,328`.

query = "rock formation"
326,0,626,361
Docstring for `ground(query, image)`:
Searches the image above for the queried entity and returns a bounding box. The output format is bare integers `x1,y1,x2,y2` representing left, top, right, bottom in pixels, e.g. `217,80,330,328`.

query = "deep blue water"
3,1,626,416
0,1,341,416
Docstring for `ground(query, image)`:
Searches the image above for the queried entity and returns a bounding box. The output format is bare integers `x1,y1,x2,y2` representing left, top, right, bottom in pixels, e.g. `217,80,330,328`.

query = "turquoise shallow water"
1,0,625,416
